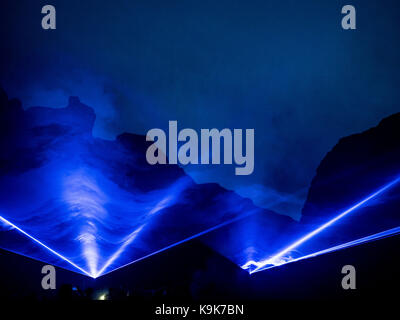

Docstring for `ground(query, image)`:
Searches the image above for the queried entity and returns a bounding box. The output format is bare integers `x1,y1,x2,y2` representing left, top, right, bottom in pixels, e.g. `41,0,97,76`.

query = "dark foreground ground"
0,232,399,303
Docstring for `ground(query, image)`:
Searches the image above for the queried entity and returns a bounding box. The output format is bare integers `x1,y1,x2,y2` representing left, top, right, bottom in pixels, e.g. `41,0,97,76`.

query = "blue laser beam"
243,176,400,273
0,207,256,279
250,225,400,274
94,225,144,278
0,215,94,278
96,186,305,277
2,175,399,279
97,210,258,277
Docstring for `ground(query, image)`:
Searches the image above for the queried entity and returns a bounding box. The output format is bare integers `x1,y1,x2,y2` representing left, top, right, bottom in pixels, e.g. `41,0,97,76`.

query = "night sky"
1,0,400,219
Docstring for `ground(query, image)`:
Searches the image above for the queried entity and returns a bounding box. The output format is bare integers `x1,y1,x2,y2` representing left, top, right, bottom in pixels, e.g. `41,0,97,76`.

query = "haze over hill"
2,0,400,219
1,87,399,274
0,87,293,276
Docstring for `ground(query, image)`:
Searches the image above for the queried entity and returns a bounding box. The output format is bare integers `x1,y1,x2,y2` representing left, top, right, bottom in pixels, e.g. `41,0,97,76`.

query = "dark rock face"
0,87,291,276
2,84,398,277
302,113,400,224
298,113,400,258
204,113,400,271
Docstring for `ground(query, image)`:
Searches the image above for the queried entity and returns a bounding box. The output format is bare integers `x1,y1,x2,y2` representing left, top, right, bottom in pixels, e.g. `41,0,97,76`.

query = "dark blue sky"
1,0,400,218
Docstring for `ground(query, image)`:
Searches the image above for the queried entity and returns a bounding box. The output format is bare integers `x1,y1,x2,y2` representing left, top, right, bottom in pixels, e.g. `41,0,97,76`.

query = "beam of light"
96,179,310,277
249,225,400,274
0,215,93,278
63,171,107,278
97,210,257,278
94,225,144,278
243,176,400,273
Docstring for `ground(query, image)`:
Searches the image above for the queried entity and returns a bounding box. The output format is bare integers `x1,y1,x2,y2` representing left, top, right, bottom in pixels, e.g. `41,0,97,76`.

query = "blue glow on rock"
1,93,400,279
242,176,400,273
